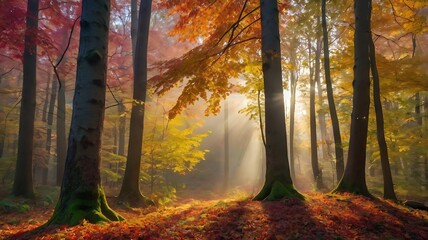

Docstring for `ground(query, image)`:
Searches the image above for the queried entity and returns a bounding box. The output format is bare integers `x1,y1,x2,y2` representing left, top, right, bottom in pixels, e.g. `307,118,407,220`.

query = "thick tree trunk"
46,0,123,225
13,0,39,198
43,74,58,185
321,0,344,180
309,38,323,190
118,0,153,207
56,79,66,186
369,38,397,201
254,0,302,201
334,0,372,197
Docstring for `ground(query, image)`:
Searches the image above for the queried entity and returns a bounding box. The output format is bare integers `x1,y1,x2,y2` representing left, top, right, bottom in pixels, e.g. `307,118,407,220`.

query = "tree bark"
253,0,302,201
321,0,344,180
369,38,397,201
223,99,229,193
289,38,298,179
118,102,126,156
334,0,372,197
118,0,153,207
43,73,58,185
42,74,51,122
13,0,39,198
56,78,66,186
309,38,323,190
46,0,123,225
131,0,138,53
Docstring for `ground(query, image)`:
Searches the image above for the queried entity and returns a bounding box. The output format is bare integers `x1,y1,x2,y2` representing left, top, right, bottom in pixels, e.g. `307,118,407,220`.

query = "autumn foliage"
1,193,427,239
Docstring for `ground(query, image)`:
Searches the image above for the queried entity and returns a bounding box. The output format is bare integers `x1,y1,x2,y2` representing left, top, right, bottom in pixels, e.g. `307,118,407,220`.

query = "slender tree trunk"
314,15,329,161
334,0,372,197
118,103,126,156
321,0,344,180
13,0,39,198
370,38,397,190
118,0,153,207
289,38,298,179
369,38,397,201
46,0,123,225
42,74,51,122
223,99,229,193
43,74,58,185
131,0,138,53
56,78,66,186
254,0,302,201
309,38,323,190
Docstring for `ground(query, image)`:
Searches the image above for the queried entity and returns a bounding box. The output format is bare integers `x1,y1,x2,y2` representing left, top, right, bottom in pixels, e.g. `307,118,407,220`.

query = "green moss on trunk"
46,186,124,226
118,190,154,208
254,180,304,201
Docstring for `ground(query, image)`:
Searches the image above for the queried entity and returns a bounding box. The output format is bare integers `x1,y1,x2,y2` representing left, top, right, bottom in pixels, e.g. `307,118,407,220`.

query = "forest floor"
0,191,427,240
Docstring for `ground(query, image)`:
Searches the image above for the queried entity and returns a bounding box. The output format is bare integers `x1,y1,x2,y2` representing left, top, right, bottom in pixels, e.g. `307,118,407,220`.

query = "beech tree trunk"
118,102,126,156
369,38,397,201
223,99,229,193
56,78,66,186
46,0,123,225
309,38,323,190
254,0,302,201
322,0,344,180
334,0,372,197
12,0,39,198
289,38,298,179
42,74,51,122
43,74,57,185
118,0,153,207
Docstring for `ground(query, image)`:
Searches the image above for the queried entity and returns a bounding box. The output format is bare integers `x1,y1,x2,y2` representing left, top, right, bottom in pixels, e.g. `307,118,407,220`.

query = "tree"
56,76,66,186
46,0,123,225
253,0,302,201
223,99,230,193
321,0,344,181
12,0,39,198
43,73,57,185
334,0,372,197
288,37,298,179
118,0,153,207
309,36,323,190
369,37,397,201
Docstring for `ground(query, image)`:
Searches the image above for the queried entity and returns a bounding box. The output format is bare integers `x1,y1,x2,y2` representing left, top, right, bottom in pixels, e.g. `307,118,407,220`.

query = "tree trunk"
321,0,344,180
131,0,138,53
309,38,323,190
253,0,302,201
42,74,51,122
314,15,329,161
334,0,372,197
223,99,229,193
289,38,298,179
43,73,58,185
118,0,153,207
56,78,66,186
12,0,39,198
369,38,397,201
118,102,126,156
46,0,123,225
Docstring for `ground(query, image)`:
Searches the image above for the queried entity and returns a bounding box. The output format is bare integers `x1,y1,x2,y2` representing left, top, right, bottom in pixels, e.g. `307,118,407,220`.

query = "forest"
0,0,427,239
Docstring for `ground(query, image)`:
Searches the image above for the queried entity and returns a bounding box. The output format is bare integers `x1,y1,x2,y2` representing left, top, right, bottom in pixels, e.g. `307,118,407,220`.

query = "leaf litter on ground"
1,193,427,239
